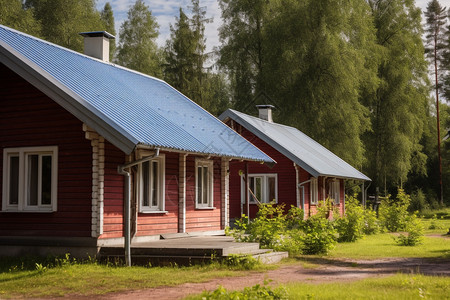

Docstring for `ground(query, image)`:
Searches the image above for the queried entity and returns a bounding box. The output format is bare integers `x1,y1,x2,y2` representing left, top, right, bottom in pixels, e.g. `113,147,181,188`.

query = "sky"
96,0,450,53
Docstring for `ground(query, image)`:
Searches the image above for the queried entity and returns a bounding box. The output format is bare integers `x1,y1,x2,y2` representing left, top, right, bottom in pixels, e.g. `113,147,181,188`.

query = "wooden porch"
99,235,288,266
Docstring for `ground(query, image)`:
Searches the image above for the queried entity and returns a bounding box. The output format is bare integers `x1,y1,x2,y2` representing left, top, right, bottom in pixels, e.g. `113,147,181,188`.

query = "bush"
363,207,380,235
300,206,337,254
200,282,288,300
395,214,424,246
409,189,428,213
378,189,411,232
335,196,365,242
247,203,288,249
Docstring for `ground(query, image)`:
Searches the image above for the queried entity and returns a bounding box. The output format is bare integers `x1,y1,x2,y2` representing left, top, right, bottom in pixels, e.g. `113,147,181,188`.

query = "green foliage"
409,189,428,213
300,207,337,255
428,214,443,229
395,214,424,246
0,0,41,36
100,2,116,61
116,0,162,77
364,0,429,190
335,196,366,242
362,206,380,235
378,189,411,232
222,254,259,270
199,282,288,300
25,0,104,52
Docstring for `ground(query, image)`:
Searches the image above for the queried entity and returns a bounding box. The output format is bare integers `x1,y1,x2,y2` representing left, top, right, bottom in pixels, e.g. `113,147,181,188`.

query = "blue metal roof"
219,109,370,181
0,25,273,162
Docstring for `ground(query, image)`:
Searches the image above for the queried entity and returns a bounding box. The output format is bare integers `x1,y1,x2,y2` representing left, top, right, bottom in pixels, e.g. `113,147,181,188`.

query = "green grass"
0,259,272,299
420,207,450,219
283,274,450,299
325,233,450,259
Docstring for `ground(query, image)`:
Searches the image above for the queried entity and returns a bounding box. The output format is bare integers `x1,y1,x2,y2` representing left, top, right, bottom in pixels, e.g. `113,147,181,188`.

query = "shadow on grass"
290,256,450,277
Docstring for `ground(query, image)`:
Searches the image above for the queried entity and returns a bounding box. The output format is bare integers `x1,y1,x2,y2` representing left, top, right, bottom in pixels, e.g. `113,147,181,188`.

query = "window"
2,146,58,212
138,155,165,212
329,180,340,205
196,159,214,208
310,178,318,205
242,174,277,204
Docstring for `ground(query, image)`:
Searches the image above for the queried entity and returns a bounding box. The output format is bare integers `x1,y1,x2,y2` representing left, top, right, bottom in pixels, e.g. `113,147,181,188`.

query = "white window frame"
137,154,165,213
195,159,214,209
329,179,340,205
240,173,278,204
2,146,58,212
310,178,318,205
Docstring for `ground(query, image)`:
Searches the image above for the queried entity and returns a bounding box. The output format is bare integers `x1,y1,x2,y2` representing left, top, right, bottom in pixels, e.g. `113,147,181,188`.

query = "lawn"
190,274,450,300
0,260,271,299
0,216,449,299
282,274,450,300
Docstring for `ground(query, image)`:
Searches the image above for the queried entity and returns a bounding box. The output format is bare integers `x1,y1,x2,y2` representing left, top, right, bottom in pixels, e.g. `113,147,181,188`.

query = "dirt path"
90,257,450,300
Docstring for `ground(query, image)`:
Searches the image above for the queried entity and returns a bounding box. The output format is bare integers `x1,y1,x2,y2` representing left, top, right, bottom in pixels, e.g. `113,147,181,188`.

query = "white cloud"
97,0,222,52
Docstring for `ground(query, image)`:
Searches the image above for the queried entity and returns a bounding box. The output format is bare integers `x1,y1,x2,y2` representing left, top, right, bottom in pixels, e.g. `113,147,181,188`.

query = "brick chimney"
79,31,115,62
256,105,275,123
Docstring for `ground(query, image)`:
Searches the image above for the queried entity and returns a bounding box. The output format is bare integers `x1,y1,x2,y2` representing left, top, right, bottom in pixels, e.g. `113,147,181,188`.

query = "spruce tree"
101,2,116,61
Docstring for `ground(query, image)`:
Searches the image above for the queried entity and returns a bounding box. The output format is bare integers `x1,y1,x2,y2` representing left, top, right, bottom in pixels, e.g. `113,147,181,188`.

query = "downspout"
117,148,160,267
245,162,250,224
364,181,371,209
298,178,312,218
294,164,300,208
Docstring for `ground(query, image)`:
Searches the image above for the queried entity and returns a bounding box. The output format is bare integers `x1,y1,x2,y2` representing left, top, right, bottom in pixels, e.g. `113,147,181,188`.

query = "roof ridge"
0,24,168,85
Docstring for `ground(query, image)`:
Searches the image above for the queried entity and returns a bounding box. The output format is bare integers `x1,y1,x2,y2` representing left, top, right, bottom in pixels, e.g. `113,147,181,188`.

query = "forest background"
1,0,449,209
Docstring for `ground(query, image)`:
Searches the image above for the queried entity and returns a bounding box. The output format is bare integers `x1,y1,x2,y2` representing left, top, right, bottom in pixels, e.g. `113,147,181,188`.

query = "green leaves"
116,0,162,77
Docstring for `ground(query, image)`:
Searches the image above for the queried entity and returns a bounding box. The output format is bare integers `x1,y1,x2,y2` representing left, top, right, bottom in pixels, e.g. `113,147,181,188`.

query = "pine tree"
101,2,116,61
425,0,447,205
116,0,162,77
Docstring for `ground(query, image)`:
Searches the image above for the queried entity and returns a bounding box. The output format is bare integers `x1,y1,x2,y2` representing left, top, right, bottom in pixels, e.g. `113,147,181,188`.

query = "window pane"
197,166,202,204
41,155,52,205
142,162,149,206
202,166,208,204
27,155,39,206
151,161,158,207
9,156,19,205
255,177,262,203
268,177,276,203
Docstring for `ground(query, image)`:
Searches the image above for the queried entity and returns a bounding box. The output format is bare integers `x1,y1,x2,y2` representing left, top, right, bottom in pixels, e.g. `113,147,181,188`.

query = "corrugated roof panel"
219,109,370,181
0,25,273,162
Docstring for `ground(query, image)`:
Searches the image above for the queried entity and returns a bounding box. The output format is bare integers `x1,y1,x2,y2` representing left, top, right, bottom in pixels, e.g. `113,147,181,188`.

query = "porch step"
253,251,289,264
98,236,287,266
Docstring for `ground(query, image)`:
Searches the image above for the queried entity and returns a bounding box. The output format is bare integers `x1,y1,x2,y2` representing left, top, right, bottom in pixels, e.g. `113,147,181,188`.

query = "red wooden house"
219,106,370,220
0,26,273,258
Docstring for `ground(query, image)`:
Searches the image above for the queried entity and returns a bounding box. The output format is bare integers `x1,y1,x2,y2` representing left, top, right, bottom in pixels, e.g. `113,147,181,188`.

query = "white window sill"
195,207,216,210
1,209,56,213
139,210,169,214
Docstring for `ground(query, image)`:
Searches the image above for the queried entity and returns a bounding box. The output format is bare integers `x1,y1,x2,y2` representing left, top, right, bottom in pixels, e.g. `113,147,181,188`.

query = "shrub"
300,206,337,255
378,189,411,232
395,214,424,246
200,282,288,300
222,254,260,270
247,203,287,249
409,189,428,213
335,196,365,242
363,207,380,235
